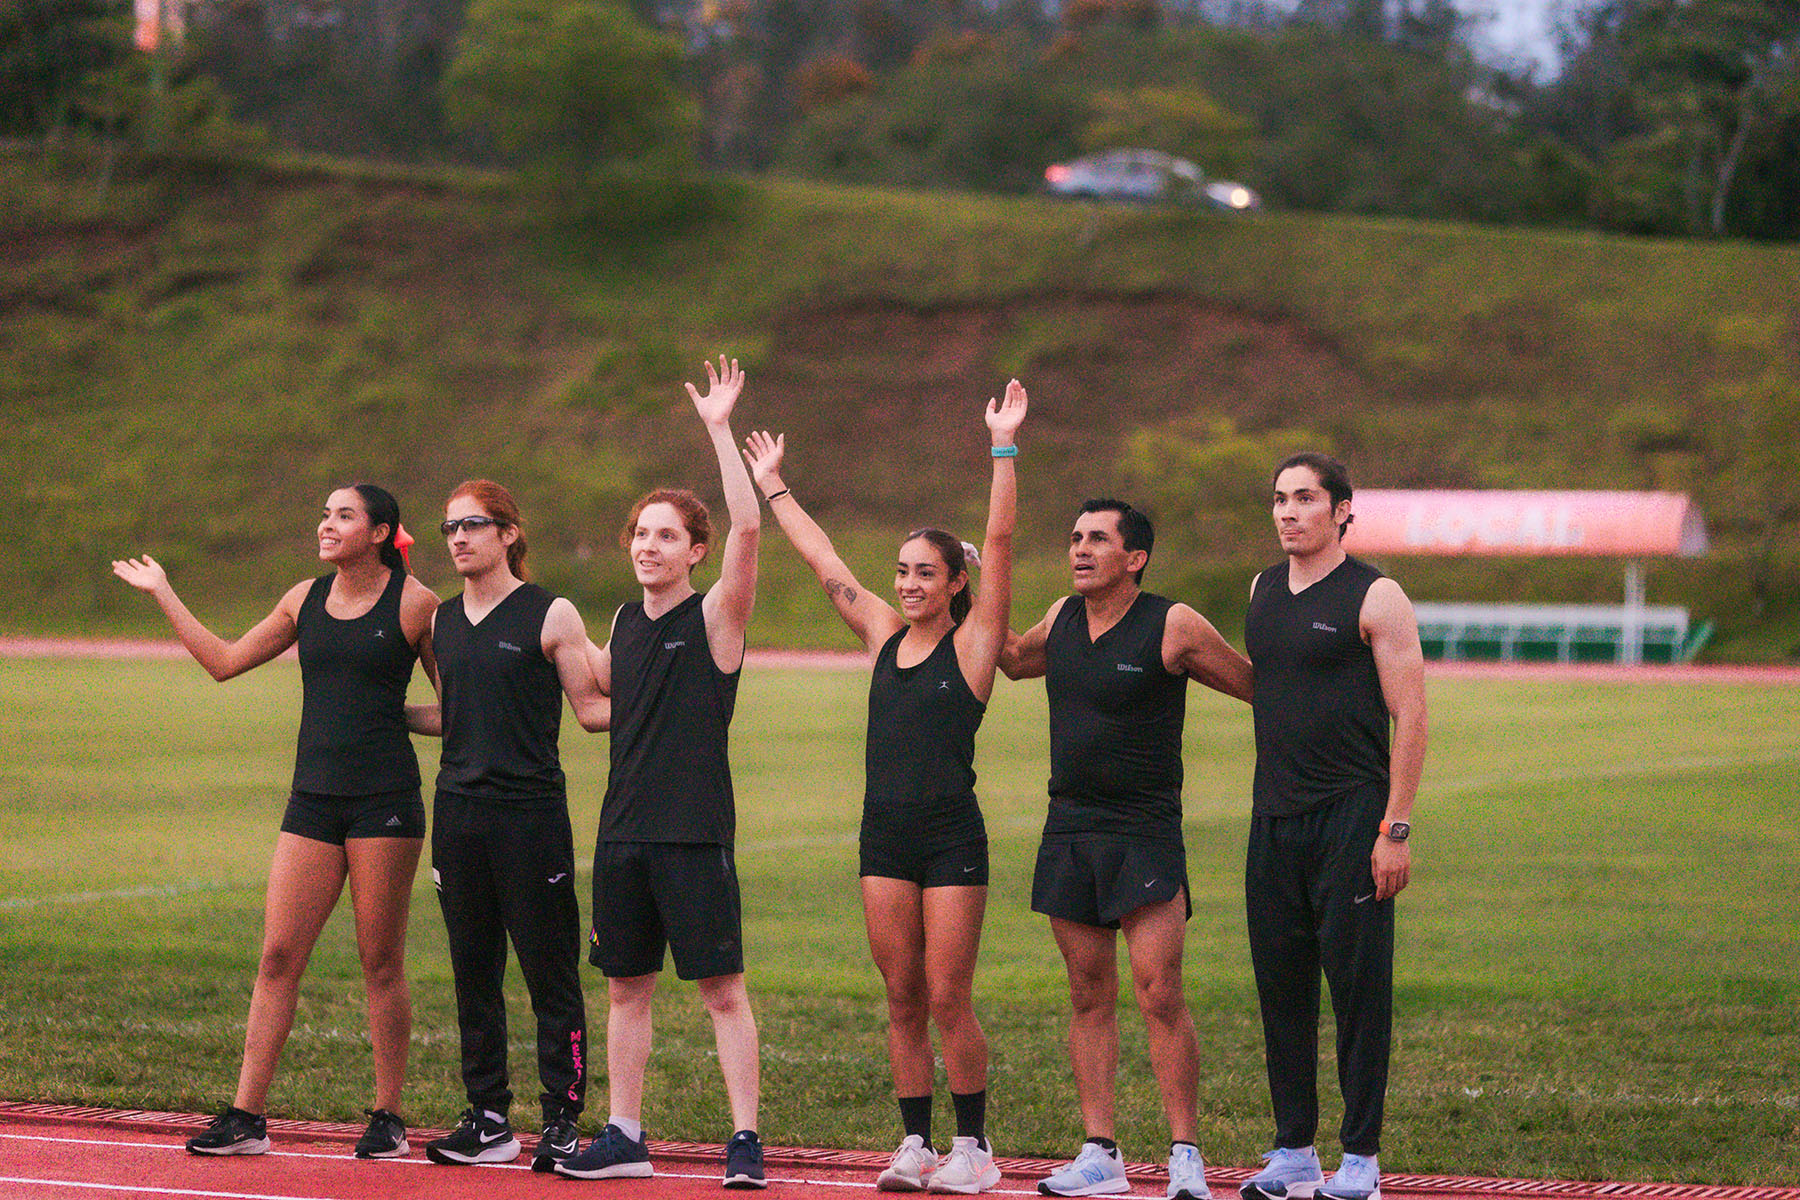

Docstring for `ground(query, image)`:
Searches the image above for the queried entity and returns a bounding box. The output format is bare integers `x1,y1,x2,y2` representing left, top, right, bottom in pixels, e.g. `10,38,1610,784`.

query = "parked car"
1043,148,1261,212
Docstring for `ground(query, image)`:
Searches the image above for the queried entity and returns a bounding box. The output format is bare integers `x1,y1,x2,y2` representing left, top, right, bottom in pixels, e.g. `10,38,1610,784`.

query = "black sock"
1089,1136,1118,1152
898,1095,933,1150
951,1090,986,1143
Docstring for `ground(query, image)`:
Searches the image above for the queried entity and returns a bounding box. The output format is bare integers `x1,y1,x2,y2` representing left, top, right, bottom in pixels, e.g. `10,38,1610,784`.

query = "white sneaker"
930,1136,1001,1194
1239,1146,1324,1200
1316,1154,1380,1200
1038,1141,1130,1196
1167,1143,1211,1200
878,1134,940,1192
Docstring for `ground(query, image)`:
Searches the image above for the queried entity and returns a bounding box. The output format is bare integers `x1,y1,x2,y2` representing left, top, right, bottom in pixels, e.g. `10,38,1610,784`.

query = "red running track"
6,637,1800,685
4,1104,1797,1200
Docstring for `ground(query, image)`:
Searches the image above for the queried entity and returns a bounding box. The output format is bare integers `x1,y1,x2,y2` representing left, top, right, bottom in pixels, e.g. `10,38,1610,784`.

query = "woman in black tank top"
742,383,1027,1191
113,484,439,1159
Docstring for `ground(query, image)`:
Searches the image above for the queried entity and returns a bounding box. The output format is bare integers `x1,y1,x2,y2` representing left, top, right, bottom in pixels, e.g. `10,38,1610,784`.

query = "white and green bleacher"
1413,602,1714,665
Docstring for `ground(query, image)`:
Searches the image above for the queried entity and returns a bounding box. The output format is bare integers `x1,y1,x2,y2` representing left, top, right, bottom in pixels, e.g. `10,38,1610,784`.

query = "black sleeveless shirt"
865,627,986,818
292,569,420,795
1044,591,1188,838
1244,556,1391,817
600,593,740,845
433,583,566,803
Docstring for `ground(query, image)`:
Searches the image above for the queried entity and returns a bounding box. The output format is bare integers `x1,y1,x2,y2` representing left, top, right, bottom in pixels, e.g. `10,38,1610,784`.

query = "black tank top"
292,569,420,795
865,627,986,816
1244,556,1391,817
433,584,566,803
1044,591,1188,838
600,593,740,845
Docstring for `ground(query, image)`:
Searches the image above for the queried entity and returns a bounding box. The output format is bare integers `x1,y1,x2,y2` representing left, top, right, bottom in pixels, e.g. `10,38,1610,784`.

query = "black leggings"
433,790,587,1120
1245,784,1393,1156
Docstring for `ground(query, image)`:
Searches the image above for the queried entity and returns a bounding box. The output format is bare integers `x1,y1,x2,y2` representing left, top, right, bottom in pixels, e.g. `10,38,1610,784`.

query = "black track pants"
432,790,587,1120
1244,783,1393,1156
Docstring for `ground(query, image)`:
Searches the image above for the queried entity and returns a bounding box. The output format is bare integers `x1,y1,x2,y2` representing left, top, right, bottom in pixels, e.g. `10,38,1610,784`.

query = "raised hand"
743,429,788,498
685,355,745,428
112,554,170,595
986,378,1029,445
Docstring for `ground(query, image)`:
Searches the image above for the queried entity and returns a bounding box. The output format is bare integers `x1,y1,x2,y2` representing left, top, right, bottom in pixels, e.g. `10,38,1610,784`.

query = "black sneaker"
555,1122,653,1179
532,1112,581,1174
354,1108,409,1159
186,1106,271,1156
425,1109,520,1165
724,1129,768,1190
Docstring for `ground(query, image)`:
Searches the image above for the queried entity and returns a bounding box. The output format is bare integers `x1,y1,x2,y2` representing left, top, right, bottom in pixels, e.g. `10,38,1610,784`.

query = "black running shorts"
589,841,744,981
859,801,989,887
280,787,426,845
1030,832,1191,929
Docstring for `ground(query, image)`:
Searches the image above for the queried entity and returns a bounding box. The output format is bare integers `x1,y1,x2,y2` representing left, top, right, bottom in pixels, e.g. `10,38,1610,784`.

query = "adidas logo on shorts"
386,815,403,827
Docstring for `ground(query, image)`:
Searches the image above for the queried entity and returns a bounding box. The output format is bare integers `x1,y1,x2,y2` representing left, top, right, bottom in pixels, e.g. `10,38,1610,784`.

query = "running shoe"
353,1107,408,1159
1038,1141,1130,1196
186,1106,271,1156
1316,1154,1380,1200
556,1122,654,1179
877,1133,939,1191
532,1112,581,1173
1239,1147,1324,1200
1166,1143,1211,1200
424,1109,520,1165
724,1129,768,1189
929,1136,1000,1194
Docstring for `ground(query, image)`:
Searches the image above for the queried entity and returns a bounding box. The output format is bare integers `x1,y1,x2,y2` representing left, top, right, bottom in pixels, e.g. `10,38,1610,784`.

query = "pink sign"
1344,490,1708,557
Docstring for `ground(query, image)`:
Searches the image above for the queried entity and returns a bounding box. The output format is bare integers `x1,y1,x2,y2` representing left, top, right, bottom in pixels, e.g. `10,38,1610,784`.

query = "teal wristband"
991,445,1019,458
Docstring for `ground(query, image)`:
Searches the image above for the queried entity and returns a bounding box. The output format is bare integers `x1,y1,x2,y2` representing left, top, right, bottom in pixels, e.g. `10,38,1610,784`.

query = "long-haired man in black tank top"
1238,454,1426,1200
1000,500,1254,1200
556,357,769,1189
406,479,611,1172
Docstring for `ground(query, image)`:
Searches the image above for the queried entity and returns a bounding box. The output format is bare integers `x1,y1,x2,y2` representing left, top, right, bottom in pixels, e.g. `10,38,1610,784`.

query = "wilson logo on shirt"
1116,663,1144,673
497,640,523,653
664,640,686,651
1312,622,1339,633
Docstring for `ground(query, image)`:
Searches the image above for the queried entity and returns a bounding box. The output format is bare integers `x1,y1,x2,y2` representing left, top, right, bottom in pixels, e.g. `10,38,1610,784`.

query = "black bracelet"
765,488,791,502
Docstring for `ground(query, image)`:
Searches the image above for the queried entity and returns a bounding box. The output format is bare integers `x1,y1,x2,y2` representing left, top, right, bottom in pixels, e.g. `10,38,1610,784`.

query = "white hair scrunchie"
961,541,981,571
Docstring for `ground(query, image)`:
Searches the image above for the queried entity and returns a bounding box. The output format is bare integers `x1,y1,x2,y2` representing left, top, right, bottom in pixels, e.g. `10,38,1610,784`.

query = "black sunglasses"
440,515,507,536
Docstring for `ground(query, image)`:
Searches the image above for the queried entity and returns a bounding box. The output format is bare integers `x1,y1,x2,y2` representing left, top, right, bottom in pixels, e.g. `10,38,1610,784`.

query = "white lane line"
0,881,233,912
0,1135,1066,1196
0,1176,354,1200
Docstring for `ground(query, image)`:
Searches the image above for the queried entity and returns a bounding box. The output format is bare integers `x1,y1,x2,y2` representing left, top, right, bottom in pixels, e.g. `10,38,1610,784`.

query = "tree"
1617,0,1800,235
443,0,695,170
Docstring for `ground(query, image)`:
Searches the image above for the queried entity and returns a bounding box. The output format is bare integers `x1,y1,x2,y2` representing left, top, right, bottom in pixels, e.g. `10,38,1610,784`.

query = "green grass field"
2,656,1796,1184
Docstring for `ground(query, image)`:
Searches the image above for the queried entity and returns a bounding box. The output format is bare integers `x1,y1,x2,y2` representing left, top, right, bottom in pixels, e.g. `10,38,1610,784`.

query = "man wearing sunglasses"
408,479,610,1173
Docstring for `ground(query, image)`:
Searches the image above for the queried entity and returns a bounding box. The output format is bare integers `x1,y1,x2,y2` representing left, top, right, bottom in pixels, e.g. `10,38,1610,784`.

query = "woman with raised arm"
111,484,439,1161
742,381,1027,1196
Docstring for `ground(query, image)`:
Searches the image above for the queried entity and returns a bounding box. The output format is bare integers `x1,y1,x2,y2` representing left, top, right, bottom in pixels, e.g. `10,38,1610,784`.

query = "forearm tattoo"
826,579,858,603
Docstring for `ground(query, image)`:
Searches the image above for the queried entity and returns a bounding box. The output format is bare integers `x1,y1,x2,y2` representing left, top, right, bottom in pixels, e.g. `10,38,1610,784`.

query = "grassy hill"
4,148,1797,657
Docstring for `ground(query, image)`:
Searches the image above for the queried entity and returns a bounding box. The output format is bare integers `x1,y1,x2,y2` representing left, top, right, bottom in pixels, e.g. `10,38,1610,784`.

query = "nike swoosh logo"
1354,893,1376,904
547,873,569,884
1143,879,1158,888
963,866,977,874
479,1129,508,1143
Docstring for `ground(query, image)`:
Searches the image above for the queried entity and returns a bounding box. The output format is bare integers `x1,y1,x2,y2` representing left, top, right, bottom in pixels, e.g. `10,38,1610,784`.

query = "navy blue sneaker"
556,1122,654,1180
724,1129,768,1189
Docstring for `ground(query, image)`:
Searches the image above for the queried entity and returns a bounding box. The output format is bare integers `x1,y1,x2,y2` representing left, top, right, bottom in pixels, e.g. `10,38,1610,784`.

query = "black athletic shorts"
589,841,744,981
1031,832,1192,929
280,787,426,845
860,799,989,887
